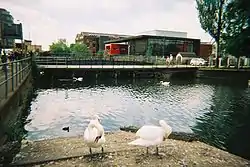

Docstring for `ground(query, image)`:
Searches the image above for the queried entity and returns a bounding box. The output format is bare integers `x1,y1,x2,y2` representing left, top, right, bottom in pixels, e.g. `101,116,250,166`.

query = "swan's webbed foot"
101,147,104,154
146,147,149,154
155,146,159,155
89,147,92,155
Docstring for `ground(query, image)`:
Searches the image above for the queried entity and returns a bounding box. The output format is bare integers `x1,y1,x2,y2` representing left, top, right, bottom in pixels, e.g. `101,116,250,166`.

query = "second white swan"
128,120,172,155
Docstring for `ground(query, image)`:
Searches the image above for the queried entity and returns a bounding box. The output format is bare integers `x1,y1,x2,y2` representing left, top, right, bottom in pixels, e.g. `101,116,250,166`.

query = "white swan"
160,81,170,86
128,120,172,155
73,77,83,82
83,115,105,154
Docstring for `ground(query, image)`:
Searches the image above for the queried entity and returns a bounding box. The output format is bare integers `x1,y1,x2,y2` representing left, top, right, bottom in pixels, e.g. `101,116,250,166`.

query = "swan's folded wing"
83,128,89,141
136,126,165,140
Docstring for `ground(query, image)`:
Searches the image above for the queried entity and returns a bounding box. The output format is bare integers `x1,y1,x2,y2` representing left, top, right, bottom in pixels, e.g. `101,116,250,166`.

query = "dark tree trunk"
216,0,225,68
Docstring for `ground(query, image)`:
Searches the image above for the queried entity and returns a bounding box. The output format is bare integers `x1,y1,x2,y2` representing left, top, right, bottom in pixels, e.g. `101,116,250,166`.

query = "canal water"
22,77,250,160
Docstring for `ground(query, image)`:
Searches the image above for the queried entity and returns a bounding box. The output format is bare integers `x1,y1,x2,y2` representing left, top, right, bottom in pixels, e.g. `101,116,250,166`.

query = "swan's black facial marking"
95,135,102,143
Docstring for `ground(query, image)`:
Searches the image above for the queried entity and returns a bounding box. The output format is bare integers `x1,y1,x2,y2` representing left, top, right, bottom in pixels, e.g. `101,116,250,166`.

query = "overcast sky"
1,0,211,50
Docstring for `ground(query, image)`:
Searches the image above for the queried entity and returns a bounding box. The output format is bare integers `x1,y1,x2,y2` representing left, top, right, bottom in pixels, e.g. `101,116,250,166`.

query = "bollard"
114,72,118,79
95,73,98,79
133,72,136,78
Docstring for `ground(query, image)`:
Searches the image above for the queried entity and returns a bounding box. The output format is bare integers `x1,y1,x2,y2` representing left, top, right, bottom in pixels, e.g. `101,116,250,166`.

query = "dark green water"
23,78,250,160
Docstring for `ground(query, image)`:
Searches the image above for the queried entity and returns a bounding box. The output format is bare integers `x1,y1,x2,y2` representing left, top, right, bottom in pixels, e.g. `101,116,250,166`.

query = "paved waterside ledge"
11,131,249,167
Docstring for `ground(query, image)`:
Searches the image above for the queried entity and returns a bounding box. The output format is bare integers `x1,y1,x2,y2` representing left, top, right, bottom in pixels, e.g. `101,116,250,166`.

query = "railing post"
102,57,103,69
16,60,18,87
21,59,23,81
4,62,8,99
19,60,21,83
11,61,14,91
66,56,68,68
46,56,48,68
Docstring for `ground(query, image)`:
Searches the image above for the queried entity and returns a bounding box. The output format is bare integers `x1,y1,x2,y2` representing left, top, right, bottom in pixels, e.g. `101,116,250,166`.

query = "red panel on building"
105,43,128,56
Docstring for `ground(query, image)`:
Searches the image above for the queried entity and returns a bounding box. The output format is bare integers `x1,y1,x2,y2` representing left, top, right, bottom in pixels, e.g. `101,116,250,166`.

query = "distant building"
75,31,130,55
0,8,15,49
57,38,67,43
136,30,188,38
29,44,42,52
15,40,42,53
200,42,213,60
105,35,200,57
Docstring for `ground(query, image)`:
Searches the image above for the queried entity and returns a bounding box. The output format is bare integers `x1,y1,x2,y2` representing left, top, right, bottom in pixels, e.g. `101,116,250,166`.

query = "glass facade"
146,37,198,57
0,8,15,48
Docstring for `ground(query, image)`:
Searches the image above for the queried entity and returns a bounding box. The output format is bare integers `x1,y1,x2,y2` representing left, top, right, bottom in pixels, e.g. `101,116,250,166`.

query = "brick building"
75,31,130,55
200,42,213,60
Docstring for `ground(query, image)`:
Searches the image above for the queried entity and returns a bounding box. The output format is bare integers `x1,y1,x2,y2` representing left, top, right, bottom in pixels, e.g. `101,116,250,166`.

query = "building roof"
177,52,197,58
201,42,212,45
104,35,200,44
76,31,130,38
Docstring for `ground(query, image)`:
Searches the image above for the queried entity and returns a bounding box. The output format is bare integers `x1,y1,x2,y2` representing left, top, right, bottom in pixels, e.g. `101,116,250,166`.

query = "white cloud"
1,0,211,50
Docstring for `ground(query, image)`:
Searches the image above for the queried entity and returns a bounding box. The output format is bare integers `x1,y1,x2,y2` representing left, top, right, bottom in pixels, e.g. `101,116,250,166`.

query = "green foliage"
97,50,104,56
70,43,91,58
196,0,228,42
49,39,71,55
223,0,250,58
49,40,91,58
196,0,228,67
196,0,250,66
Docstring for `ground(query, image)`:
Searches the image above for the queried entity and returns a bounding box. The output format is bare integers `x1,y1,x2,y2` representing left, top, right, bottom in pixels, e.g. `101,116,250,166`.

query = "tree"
70,43,91,58
223,0,250,68
196,0,228,67
49,39,70,55
223,0,250,56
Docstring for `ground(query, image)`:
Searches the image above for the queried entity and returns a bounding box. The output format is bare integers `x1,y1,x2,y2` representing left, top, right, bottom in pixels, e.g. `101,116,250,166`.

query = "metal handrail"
0,56,32,100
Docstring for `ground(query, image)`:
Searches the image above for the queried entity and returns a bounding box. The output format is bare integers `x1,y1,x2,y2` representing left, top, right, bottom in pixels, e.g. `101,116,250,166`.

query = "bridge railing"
34,55,176,66
0,57,32,102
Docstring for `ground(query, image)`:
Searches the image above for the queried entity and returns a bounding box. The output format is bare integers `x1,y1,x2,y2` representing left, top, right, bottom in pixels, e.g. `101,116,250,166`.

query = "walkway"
11,131,249,167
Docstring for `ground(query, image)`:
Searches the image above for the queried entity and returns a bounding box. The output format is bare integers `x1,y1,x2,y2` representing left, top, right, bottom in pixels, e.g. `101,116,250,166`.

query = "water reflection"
25,79,214,139
24,78,250,159
192,86,250,160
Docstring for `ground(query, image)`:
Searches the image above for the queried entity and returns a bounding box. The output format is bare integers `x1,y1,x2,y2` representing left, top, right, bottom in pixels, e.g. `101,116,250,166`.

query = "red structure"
105,43,128,56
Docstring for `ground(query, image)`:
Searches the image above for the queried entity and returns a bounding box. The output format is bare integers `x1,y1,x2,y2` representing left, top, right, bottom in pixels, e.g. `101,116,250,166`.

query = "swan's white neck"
159,120,171,132
88,120,104,136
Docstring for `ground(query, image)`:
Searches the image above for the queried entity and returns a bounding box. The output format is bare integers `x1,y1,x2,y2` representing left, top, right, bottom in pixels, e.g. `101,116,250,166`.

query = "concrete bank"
197,68,250,82
11,131,249,167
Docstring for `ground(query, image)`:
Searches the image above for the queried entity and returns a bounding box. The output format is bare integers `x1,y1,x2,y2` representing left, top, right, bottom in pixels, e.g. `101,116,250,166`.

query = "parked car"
190,58,207,66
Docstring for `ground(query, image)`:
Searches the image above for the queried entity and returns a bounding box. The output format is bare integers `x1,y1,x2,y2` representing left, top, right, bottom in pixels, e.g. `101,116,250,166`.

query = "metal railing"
35,56,200,69
0,57,32,102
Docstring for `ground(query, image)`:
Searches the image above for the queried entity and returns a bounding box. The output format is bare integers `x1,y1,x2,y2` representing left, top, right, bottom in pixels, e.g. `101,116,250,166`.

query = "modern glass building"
0,8,15,49
105,35,200,57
